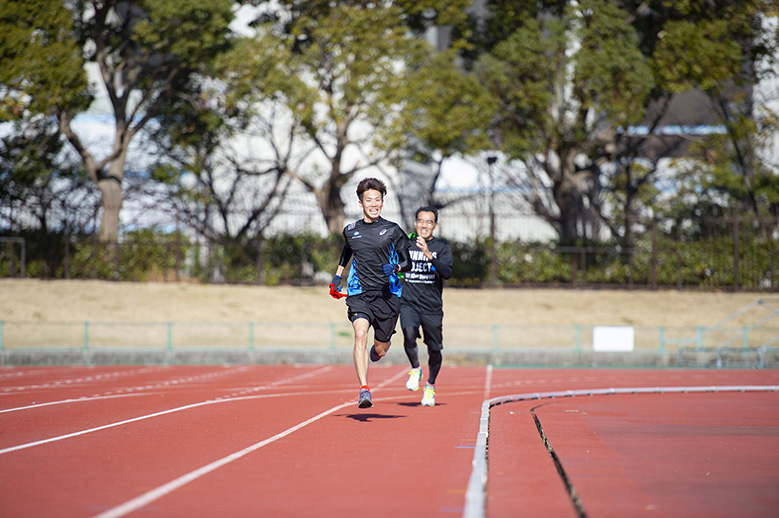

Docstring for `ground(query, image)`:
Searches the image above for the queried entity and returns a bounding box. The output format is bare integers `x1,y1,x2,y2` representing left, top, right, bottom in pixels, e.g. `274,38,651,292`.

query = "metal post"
83,322,89,351
167,322,173,351
575,324,581,354
651,220,658,290
486,156,498,288
249,322,255,352
20,239,25,278
733,218,740,290
658,326,664,354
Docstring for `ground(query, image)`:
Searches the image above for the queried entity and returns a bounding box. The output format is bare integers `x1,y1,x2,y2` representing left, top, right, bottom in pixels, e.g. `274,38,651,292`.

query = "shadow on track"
396,402,446,408
337,413,407,422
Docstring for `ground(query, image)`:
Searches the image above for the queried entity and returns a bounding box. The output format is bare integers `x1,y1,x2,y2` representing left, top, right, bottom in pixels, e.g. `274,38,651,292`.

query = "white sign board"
593,326,635,352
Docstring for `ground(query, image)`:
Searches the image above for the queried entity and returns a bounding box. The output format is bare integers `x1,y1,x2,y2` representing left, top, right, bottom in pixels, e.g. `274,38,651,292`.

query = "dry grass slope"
1,279,771,328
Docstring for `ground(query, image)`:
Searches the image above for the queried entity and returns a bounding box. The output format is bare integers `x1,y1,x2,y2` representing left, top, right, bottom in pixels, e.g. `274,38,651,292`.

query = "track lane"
0,365,351,517
0,366,336,451
481,369,779,518
100,366,490,518
4,366,779,517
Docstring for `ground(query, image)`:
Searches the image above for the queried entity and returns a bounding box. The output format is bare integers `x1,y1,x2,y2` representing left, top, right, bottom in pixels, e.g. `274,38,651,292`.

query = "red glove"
329,284,347,299
329,275,347,299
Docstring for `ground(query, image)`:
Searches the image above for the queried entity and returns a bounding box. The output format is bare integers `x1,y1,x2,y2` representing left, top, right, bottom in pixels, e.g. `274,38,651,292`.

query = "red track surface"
1,365,778,517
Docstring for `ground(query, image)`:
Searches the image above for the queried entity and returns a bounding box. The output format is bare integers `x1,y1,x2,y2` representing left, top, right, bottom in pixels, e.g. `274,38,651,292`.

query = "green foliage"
573,0,654,126
193,233,343,286
495,242,572,284
3,220,777,290
0,0,90,120
384,50,497,159
132,0,234,69
447,239,490,287
651,19,742,94
64,230,191,281
476,16,565,156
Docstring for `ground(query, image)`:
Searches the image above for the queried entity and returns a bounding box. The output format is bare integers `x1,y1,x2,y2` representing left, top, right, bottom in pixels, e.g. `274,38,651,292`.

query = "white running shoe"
406,367,423,391
421,384,435,406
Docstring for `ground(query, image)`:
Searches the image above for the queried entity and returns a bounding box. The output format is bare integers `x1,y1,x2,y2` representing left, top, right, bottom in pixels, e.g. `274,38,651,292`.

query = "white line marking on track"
0,393,147,414
0,399,225,456
92,400,354,518
462,384,779,518
92,368,409,518
0,366,334,456
0,367,161,392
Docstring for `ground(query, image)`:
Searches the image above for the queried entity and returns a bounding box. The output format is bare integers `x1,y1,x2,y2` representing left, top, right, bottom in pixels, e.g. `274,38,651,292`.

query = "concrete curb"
1,348,771,368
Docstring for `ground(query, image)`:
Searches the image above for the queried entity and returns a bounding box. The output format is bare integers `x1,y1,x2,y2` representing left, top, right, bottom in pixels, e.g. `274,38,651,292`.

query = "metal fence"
1,216,777,291
2,320,777,368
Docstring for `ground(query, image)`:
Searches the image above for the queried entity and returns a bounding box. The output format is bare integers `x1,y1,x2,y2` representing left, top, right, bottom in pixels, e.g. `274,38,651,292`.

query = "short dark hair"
357,177,387,201
415,206,438,223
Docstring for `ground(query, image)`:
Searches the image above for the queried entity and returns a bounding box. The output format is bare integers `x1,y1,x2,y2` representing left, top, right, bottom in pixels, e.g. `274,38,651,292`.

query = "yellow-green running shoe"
421,383,435,407
405,367,423,391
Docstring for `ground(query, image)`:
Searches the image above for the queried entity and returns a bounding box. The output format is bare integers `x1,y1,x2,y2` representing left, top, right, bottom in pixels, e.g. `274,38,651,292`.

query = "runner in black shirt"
400,206,453,406
329,178,411,408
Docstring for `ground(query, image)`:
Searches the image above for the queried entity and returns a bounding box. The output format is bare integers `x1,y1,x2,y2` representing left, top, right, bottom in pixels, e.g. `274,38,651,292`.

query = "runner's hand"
329,275,347,299
382,264,399,276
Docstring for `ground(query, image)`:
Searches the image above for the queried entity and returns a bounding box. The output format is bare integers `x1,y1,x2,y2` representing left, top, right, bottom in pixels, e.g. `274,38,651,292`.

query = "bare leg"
352,318,370,386
372,339,391,358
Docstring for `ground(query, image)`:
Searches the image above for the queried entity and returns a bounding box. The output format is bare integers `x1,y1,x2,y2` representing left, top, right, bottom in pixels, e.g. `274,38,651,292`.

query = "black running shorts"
399,304,444,351
346,290,401,343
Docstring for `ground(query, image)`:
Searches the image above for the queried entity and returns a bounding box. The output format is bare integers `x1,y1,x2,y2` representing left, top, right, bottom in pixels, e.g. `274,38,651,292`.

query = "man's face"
359,189,383,222
414,211,437,239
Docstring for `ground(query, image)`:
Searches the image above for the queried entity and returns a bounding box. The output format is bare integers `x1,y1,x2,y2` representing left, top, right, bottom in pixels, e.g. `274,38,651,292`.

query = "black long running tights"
403,327,442,384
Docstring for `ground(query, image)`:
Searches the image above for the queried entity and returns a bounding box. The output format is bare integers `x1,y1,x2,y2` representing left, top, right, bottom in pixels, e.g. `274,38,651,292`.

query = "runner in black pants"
400,206,453,406
329,177,411,409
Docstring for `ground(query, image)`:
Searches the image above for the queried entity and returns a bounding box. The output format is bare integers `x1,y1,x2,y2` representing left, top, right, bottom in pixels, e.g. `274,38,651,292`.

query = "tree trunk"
97,178,123,242
322,186,346,235
552,164,585,245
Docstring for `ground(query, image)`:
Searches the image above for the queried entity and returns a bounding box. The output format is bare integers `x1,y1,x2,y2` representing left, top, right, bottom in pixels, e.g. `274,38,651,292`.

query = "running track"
1,365,778,517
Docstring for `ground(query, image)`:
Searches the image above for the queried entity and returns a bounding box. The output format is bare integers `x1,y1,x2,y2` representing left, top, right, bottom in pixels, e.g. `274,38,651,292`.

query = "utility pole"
486,155,498,287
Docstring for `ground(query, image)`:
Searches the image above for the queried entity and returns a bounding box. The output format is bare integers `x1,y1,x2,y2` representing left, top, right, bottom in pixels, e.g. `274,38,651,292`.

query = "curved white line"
462,384,779,518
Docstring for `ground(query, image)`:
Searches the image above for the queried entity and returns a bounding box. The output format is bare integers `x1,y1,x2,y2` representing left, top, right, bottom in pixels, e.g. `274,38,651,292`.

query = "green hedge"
2,226,776,290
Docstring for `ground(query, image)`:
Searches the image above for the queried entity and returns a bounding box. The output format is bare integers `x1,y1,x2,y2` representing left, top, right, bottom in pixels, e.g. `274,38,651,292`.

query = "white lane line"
0,394,146,414
92,400,354,518
93,368,409,518
1,365,250,394
0,366,334,455
0,399,224,455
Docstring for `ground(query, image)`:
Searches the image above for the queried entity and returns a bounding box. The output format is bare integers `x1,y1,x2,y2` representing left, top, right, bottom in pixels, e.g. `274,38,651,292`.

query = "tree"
471,0,778,245
0,0,90,121
232,0,473,235
380,49,498,222
0,0,96,274
147,82,292,246
475,0,654,244
56,0,236,242
652,2,779,224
